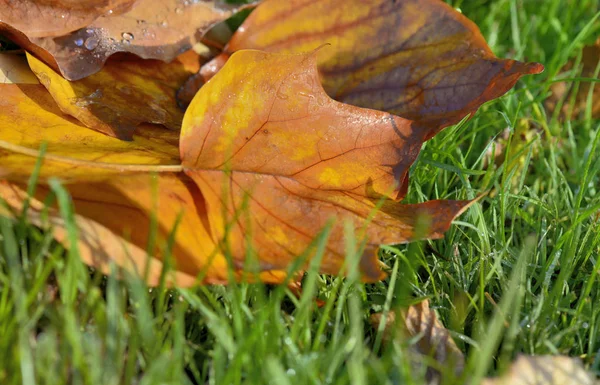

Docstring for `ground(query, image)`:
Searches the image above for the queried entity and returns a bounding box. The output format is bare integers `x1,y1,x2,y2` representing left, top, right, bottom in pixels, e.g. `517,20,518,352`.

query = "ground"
1,0,599,384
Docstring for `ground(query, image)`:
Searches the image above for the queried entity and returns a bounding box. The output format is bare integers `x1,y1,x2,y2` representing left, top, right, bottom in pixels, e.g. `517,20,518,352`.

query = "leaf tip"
526,62,545,75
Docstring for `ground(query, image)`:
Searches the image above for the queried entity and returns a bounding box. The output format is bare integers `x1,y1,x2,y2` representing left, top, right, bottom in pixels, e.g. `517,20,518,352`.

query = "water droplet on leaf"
122,32,134,41
84,37,99,50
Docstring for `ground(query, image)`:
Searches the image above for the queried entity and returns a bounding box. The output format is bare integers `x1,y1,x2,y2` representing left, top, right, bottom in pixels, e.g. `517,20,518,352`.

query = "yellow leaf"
27,51,200,139
0,83,181,182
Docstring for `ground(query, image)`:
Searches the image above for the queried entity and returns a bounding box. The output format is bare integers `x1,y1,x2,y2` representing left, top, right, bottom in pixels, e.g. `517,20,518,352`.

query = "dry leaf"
546,38,600,120
195,0,543,136
181,50,473,281
26,50,201,139
370,300,464,383
484,118,541,188
0,0,137,38
481,355,599,385
1,0,254,80
0,83,180,182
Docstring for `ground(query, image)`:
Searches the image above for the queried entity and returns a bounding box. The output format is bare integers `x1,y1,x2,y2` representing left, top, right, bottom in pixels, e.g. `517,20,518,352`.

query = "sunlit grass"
1,0,600,384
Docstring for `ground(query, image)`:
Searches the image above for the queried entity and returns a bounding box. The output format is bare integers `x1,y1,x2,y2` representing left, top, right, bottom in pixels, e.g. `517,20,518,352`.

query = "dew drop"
161,21,168,27
84,37,99,50
286,369,296,376
106,9,113,15
74,38,84,47
86,28,94,34
122,32,134,41
175,7,183,14
121,39,131,45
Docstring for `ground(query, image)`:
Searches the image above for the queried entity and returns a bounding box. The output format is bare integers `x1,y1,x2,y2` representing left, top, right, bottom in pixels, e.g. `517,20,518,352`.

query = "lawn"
1,0,600,384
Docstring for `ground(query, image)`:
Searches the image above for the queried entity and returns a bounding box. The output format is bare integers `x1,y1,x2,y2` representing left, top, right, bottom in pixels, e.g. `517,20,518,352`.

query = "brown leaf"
1,0,254,80
370,300,465,382
481,355,599,385
0,0,137,38
181,50,473,281
26,50,201,139
546,38,600,120
196,0,543,136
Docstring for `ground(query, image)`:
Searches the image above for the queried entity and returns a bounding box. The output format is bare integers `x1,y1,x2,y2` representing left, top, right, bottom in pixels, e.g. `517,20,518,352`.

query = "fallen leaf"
546,38,600,120
0,83,181,182
181,50,473,280
0,49,473,284
484,118,541,189
481,355,599,385
26,50,201,139
370,300,464,382
196,0,543,136
0,0,137,38
1,0,255,80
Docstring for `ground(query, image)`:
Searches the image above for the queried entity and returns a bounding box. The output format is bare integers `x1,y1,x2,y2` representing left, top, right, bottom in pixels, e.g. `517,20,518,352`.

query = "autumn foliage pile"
0,0,543,286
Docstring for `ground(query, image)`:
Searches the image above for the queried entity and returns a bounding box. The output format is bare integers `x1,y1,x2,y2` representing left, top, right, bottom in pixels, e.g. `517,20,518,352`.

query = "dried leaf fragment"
26,50,201,139
546,38,600,120
198,0,543,135
181,49,473,281
371,300,465,383
481,355,599,385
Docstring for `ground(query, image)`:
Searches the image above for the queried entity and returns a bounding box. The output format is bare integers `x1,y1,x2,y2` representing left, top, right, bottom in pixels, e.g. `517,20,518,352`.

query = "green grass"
1,0,600,384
